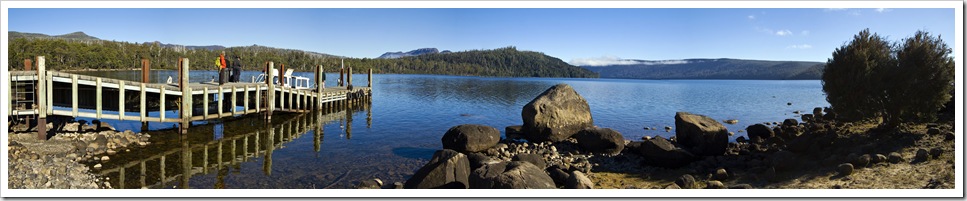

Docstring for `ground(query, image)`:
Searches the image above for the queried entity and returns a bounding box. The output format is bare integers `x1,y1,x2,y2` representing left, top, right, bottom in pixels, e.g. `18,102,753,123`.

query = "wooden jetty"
8,56,373,140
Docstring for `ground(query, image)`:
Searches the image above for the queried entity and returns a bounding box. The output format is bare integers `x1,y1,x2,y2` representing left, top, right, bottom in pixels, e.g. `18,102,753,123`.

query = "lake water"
71,70,829,189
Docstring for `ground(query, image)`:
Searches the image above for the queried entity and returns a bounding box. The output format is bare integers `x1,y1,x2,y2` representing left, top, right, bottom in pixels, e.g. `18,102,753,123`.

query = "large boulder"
565,171,594,189
522,84,594,142
635,136,696,168
512,153,546,168
746,124,774,140
505,125,525,140
674,112,729,156
404,149,471,189
442,124,500,153
573,127,625,155
470,161,555,189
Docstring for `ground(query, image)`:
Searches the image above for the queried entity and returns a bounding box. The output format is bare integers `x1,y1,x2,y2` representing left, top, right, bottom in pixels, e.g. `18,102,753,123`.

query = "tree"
822,29,895,121
822,29,955,126
886,31,954,124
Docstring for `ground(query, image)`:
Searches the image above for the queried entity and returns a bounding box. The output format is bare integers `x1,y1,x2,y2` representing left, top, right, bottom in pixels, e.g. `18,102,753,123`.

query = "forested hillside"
583,59,823,80
8,32,596,78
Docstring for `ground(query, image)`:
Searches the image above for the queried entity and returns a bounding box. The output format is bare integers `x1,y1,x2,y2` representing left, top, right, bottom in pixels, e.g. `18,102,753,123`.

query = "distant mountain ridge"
581,58,824,80
10,31,100,41
378,48,450,59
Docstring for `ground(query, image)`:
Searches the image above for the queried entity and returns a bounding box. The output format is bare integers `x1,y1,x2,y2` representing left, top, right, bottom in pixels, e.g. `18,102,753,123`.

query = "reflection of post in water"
180,134,191,189
345,99,353,140
366,98,372,129
314,111,323,154
215,166,228,189
263,118,274,176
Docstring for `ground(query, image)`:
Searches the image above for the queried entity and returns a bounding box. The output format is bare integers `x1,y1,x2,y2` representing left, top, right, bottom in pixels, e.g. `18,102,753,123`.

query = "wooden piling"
160,87,166,122
244,86,249,114
368,68,373,87
316,65,323,110
255,85,260,113
203,87,209,119
72,75,78,117
347,66,353,87
142,59,150,83
232,86,238,116
266,62,275,120
140,83,146,122
24,59,32,71
96,78,102,119
218,86,224,118
36,56,46,140
180,58,191,133
119,81,126,120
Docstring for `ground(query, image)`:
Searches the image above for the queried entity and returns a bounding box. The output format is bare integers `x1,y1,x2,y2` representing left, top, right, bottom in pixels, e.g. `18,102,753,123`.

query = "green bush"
822,29,954,126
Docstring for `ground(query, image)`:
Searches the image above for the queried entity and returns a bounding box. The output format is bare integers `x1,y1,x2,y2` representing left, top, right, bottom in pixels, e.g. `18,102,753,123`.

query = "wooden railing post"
35,56,46,140
368,68,373,87
347,66,353,87
179,58,192,134
142,59,150,83
266,62,275,120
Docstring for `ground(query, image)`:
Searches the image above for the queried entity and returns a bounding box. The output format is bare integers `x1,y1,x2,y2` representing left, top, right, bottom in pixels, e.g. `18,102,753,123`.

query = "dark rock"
855,154,871,168
404,149,470,189
837,163,854,176
927,128,940,135
442,124,500,153
521,84,594,142
546,165,570,188
512,153,546,168
736,136,747,143
729,184,754,189
782,119,799,127
573,127,625,155
872,154,887,164
801,114,814,122
888,152,903,164
665,183,681,189
944,132,955,141
714,168,729,181
472,161,556,189
930,148,942,159
769,150,797,171
467,152,497,170
674,112,729,156
675,174,697,189
746,124,774,141
94,120,114,131
505,125,524,140
356,178,383,189
636,136,695,168
565,171,593,189
705,180,726,189
813,107,824,119
915,149,929,162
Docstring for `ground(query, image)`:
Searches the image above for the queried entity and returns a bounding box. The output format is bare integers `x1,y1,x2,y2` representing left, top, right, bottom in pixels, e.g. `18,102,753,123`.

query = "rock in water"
674,112,729,156
470,161,555,189
505,125,524,140
813,107,824,119
404,149,470,189
573,127,625,155
635,136,695,168
746,124,774,140
565,171,594,189
441,124,500,153
837,163,854,176
521,84,594,142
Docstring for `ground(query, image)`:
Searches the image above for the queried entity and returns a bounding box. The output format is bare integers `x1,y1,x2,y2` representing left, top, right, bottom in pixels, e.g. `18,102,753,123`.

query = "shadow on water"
391,147,438,160
86,97,371,189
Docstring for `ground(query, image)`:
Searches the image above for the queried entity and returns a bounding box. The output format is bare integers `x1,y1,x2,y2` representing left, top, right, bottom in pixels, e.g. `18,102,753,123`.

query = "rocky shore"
7,120,151,189
383,83,955,189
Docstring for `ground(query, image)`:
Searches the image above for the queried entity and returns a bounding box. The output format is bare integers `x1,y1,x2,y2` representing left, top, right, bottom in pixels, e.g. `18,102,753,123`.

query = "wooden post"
142,59,150,83
266,62,275,120
244,86,249,114
279,64,286,87
231,86,238,115
47,73,52,115
340,59,345,87
347,66,353,87
24,59,32,71
119,81,126,120
218,86,224,118
72,75,78,117
36,56,46,140
180,58,191,133
140,83,146,122
160,87,166,122
96,78,102,119
140,161,146,188
368,68,373,87
255,85,260,113
203,87,209,119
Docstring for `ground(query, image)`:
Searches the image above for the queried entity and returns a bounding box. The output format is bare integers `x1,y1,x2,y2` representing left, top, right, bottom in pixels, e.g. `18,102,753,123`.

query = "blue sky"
7,8,955,64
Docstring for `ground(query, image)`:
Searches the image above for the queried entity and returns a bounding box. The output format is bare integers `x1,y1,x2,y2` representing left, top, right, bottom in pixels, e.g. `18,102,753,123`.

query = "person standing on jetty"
217,51,227,85
230,55,242,82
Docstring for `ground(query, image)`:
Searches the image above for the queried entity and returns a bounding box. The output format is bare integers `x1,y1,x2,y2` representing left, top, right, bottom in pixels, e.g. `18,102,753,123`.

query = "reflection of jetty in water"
93,96,371,189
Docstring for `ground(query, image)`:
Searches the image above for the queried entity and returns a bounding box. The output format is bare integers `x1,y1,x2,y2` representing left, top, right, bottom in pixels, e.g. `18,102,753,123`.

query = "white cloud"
775,30,793,36
801,30,810,36
875,8,892,13
747,15,755,20
570,56,690,66
786,44,813,49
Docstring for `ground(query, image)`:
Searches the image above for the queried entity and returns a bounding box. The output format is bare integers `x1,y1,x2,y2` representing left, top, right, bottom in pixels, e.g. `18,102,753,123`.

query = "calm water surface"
72,70,828,189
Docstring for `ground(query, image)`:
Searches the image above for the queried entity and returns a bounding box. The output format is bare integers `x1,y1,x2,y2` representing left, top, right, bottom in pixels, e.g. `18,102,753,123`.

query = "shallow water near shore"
68,71,828,189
